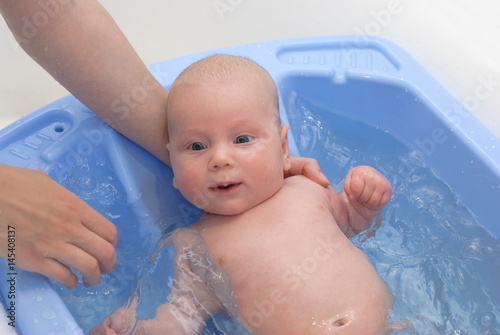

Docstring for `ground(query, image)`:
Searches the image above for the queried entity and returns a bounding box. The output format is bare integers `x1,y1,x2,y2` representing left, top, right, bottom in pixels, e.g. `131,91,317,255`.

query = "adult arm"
0,0,170,164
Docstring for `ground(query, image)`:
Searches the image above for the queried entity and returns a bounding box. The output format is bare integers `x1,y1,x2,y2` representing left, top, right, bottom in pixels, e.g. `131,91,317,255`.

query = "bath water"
52,94,500,334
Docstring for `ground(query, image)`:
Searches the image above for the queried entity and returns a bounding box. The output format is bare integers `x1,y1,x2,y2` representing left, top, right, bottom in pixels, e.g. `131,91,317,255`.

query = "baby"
91,55,394,335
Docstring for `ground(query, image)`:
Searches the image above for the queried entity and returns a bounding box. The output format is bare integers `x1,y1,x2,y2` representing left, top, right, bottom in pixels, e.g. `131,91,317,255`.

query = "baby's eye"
234,135,253,144
189,142,207,151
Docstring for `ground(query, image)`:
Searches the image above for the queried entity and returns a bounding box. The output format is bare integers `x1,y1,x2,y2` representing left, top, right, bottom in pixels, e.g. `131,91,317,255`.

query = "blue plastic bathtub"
1,35,499,334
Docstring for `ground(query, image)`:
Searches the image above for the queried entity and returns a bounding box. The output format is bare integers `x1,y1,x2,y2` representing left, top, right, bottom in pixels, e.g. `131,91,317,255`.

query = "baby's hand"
344,166,392,209
90,300,204,335
90,297,138,335
343,166,392,227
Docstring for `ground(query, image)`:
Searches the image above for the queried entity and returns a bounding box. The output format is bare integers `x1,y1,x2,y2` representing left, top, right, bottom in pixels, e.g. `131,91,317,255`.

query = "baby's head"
166,55,291,215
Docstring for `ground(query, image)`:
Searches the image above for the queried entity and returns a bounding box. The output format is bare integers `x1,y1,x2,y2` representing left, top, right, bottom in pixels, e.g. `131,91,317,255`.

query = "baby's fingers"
344,167,371,198
363,183,390,208
90,297,138,335
378,185,392,207
349,176,381,207
89,311,133,335
345,166,392,208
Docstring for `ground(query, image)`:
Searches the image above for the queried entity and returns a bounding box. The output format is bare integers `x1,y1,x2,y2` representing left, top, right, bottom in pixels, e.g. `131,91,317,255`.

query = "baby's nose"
209,146,234,170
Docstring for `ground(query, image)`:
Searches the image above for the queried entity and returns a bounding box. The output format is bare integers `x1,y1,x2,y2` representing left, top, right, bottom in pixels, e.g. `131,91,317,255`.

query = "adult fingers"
79,203,118,273
80,197,118,247
286,156,330,187
30,242,103,288
30,257,79,289
48,192,118,280
72,227,117,276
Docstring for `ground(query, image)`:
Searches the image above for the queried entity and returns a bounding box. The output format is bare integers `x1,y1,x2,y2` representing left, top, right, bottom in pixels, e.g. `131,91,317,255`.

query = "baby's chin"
202,204,252,216
189,184,282,216
200,198,265,216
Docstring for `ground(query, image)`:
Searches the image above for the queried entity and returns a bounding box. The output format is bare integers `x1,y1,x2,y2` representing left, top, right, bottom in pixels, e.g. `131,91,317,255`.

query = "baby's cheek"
254,161,284,194
177,170,209,208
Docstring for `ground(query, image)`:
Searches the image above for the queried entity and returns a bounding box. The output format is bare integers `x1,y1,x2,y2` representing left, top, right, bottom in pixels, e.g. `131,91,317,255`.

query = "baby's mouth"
217,183,235,189
211,182,241,194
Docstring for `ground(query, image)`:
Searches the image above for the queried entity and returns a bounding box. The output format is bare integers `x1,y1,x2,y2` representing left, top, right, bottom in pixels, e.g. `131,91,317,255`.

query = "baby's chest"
201,211,343,280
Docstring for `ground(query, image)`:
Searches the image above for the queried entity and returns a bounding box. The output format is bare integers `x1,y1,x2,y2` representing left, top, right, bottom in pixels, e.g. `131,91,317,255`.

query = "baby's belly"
229,232,388,334
201,225,389,333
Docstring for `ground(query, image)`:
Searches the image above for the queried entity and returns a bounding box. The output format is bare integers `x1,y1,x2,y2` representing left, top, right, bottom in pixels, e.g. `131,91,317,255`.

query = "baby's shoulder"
280,175,333,204
166,227,206,251
282,175,328,192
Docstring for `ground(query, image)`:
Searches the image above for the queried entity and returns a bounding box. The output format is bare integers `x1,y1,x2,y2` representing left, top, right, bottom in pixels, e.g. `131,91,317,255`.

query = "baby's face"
167,77,291,215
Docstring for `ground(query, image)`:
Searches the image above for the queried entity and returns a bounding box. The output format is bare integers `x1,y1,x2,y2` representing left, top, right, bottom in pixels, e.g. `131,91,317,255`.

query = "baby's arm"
89,295,210,335
90,229,225,335
330,166,392,235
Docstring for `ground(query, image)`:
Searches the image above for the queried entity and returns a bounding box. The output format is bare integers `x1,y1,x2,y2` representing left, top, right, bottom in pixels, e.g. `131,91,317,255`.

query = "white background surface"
1,0,500,139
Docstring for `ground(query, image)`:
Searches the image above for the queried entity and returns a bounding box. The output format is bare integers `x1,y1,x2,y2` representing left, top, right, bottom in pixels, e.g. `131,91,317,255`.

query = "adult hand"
285,156,330,187
0,165,117,288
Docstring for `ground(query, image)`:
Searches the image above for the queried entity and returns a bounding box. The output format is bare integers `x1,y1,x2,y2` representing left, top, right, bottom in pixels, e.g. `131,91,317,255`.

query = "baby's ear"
280,124,292,172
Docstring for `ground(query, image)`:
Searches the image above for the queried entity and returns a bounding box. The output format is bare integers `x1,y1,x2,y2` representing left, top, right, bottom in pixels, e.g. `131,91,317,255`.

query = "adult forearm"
0,0,170,164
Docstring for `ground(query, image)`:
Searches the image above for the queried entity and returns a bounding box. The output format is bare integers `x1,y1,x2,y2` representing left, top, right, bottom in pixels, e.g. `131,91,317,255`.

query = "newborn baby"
91,55,394,335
